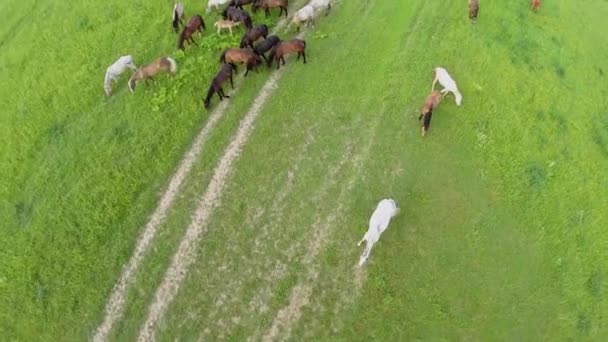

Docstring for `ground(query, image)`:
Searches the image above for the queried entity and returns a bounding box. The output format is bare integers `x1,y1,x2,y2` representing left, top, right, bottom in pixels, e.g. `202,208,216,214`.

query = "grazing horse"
104,55,137,96
267,39,306,69
206,0,232,14
214,20,242,35
253,35,281,62
358,199,399,267
239,24,269,48
222,6,253,29
432,67,462,106
469,0,479,23
230,0,255,10
128,57,177,92
289,5,315,31
220,48,262,76
252,0,288,17
418,91,442,137
204,63,236,109
177,15,206,51
532,0,541,11
309,0,331,15
172,2,185,33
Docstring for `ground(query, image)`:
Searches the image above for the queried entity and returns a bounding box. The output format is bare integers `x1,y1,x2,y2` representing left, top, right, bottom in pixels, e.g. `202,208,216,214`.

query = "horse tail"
128,71,139,93
219,49,229,63
166,57,178,73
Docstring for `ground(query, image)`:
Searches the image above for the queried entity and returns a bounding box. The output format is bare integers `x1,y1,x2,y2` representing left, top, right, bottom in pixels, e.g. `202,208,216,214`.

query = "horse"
128,57,177,92
469,0,479,23
222,6,253,29
432,67,462,106
267,39,306,69
418,91,442,137
253,35,281,62
289,5,315,31
252,0,288,17
172,2,185,33
220,48,262,76
203,63,236,109
532,0,541,11
104,55,137,96
214,19,242,35
230,0,255,10
177,15,206,51
309,0,331,15
357,199,399,267
239,24,269,48
206,0,232,14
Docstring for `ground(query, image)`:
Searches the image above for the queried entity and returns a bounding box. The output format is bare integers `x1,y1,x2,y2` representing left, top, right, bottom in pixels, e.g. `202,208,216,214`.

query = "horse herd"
103,0,332,110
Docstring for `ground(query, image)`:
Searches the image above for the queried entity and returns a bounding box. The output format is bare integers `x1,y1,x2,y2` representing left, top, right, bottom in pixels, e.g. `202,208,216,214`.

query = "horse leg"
276,57,281,69
302,51,306,64
297,53,300,61
244,64,250,77
260,54,268,63
230,74,234,89
191,37,198,46
230,62,238,73
281,56,286,65
220,87,230,98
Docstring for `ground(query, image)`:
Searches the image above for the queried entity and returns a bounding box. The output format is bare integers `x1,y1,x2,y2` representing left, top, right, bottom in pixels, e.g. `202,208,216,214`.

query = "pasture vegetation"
1,0,607,341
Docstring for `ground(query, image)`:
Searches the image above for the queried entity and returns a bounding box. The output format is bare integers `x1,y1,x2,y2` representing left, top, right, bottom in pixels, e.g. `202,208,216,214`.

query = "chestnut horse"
204,63,236,109
239,24,269,48
128,57,177,92
532,0,541,11
418,91,442,137
220,48,262,76
178,15,206,50
267,39,306,69
252,0,288,17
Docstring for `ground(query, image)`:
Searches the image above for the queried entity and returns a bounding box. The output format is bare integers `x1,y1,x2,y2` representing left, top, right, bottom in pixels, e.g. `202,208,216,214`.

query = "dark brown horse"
230,0,255,10
222,6,253,29
252,0,288,17
204,63,236,109
253,35,280,62
267,39,306,69
177,15,206,50
220,48,262,76
239,24,269,48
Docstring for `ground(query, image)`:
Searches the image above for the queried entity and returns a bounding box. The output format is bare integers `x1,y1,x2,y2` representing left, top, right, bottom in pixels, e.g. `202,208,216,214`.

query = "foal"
267,39,306,69
204,63,236,109
172,2,185,33
178,15,206,50
220,48,262,76
214,19,242,35
418,91,442,137
469,0,479,23
128,57,177,92
252,0,288,18
239,24,269,48
253,35,281,62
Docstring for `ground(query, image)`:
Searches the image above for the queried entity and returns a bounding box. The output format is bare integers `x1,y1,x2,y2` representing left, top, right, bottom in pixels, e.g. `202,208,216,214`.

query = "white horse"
206,0,232,14
289,5,315,31
357,199,399,266
104,55,137,96
309,0,331,15
172,2,185,33
432,67,462,106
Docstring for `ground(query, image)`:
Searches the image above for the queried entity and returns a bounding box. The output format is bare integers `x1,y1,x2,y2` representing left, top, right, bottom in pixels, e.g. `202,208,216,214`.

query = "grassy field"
2,0,608,340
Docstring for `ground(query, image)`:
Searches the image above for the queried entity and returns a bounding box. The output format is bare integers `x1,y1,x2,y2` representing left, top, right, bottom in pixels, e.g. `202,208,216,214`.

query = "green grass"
2,0,608,340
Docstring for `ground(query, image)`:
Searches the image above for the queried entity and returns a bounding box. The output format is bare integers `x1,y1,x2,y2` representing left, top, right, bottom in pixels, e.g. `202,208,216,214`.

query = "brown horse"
178,15,206,50
267,39,306,69
239,24,269,48
418,91,442,137
220,48,262,76
469,0,479,23
222,6,253,29
532,0,541,11
128,57,177,92
204,63,236,109
252,0,288,17
230,0,255,10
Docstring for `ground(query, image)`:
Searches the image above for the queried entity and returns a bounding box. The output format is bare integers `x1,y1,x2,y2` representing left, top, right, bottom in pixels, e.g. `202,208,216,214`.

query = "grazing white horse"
357,199,399,266
432,67,462,106
309,0,331,14
290,5,315,31
172,2,185,32
104,55,137,96
206,0,232,14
